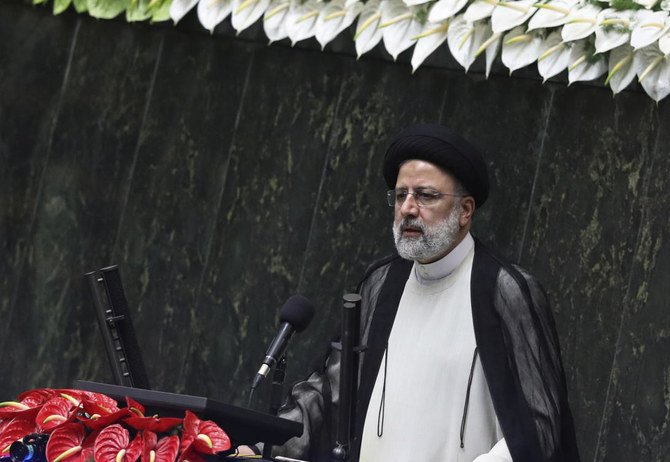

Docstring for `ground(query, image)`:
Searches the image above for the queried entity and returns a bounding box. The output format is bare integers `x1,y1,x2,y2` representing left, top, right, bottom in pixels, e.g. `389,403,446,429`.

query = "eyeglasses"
386,188,463,208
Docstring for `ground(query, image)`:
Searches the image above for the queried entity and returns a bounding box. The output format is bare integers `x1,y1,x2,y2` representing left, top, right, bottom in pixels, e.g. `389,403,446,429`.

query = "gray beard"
392,204,462,262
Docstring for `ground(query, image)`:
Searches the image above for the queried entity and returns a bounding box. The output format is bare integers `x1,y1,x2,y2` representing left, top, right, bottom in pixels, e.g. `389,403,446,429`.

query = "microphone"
251,295,315,390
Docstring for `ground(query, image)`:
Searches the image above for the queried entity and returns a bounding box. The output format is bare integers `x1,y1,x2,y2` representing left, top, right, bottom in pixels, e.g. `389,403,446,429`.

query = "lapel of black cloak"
350,256,412,461
471,238,544,462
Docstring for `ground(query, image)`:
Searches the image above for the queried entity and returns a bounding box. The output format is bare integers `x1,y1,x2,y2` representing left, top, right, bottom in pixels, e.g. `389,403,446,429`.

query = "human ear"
459,196,475,226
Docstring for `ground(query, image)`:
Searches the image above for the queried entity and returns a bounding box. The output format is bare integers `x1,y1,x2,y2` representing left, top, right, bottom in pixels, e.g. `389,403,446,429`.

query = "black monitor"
85,265,150,389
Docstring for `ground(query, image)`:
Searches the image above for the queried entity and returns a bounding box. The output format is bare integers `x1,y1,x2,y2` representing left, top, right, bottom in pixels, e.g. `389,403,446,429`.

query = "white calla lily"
501,25,546,73
355,0,385,57
561,3,600,42
658,31,670,53
447,15,490,71
428,0,470,22
411,20,451,72
380,0,422,60
197,0,233,32
491,0,538,33
286,0,321,45
315,0,363,49
464,0,498,22
537,30,572,80
170,0,199,23
594,9,633,53
232,0,271,32
631,11,670,50
567,39,607,84
637,44,670,101
263,0,290,43
605,45,639,94
527,0,575,30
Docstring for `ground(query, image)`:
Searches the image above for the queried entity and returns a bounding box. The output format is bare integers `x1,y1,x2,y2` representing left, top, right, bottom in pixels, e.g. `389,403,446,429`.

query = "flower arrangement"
0,388,233,462
29,0,670,102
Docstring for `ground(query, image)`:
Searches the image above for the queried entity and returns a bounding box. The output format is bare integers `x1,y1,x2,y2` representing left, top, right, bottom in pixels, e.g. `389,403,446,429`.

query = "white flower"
428,0,470,22
447,15,491,71
263,0,291,43
567,39,607,84
464,0,498,22
659,31,670,53
502,25,546,73
355,0,385,57
594,8,634,54
491,0,538,33
286,0,321,45
232,0,272,33
561,3,601,42
411,20,450,72
633,0,658,9
605,45,639,94
537,30,572,80
631,11,670,49
637,44,670,101
380,0,422,60
197,0,233,32
472,30,504,76
170,0,199,23
527,0,575,31
315,0,363,49
404,0,433,6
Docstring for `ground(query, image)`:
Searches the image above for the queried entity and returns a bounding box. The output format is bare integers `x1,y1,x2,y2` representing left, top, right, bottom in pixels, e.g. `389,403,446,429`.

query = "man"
272,124,580,462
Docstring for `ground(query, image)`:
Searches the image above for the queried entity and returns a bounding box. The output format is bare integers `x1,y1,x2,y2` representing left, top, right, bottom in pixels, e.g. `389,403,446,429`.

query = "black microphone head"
279,295,315,332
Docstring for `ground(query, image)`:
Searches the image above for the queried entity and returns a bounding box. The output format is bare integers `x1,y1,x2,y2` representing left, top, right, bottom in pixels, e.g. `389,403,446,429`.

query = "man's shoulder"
356,253,404,290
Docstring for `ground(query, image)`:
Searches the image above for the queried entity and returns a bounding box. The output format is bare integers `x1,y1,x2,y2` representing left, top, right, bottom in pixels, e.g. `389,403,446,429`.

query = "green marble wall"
1,2,668,460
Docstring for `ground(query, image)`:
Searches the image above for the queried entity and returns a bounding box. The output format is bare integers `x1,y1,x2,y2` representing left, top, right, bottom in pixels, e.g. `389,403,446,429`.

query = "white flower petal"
464,0,497,22
634,0,658,9
567,39,607,83
631,11,669,50
606,45,639,94
447,16,490,71
355,0,384,57
197,0,232,32
286,0,321,45
170,0,199,23
484,31,502,77
561,4,600,42
527,0,574,30
404,0,432,5
637,44,670,101
263,0,290,43
381,1,422,59
315,0,362,49
232,0,272,33
491,0,537,34
594,9,633,53
658,31,670,53
411,20,450,72
537,30,571,80
501,26,546,72
428,0,470,22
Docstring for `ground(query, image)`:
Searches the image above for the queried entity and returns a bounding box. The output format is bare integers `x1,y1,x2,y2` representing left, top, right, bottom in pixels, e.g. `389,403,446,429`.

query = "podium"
74,380,302,448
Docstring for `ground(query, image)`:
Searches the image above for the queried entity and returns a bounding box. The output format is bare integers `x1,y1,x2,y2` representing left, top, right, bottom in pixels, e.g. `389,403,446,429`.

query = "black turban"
383,124,489,207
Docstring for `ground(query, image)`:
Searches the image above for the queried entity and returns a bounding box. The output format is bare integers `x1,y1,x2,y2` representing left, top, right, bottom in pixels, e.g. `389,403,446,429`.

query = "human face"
391,160,469,263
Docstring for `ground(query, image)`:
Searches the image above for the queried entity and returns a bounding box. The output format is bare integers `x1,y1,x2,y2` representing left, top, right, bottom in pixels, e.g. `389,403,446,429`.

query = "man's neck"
414,233,474,283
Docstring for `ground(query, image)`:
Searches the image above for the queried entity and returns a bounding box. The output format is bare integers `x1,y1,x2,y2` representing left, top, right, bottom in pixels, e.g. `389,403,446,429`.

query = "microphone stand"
331,294,362,462
263,355,287,460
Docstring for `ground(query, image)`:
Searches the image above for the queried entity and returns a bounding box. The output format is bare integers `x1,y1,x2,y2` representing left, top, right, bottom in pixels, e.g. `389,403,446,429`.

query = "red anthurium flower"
177,449,205,462
78,407,130,431
78,392,121,415
36,396,78,432
45,422,86,462
179,411,230,457
94,424,142,462
124,398,145,418
0,416,38,454
141,431,179,462
0,388,57,420
125,416,182,433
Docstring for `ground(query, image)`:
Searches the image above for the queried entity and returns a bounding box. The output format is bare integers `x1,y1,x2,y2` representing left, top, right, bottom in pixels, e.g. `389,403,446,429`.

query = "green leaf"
73,0,89,12
86,0,127,19
609,0,643,10
53,0,73,14
150,0,172,22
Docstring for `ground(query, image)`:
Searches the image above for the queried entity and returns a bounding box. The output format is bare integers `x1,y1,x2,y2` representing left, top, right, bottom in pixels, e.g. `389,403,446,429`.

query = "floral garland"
34,0,670,101
0,388,233,462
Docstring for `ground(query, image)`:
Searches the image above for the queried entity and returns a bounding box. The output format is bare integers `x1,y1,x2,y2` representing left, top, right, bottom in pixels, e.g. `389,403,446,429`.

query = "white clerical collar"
414,233,474,284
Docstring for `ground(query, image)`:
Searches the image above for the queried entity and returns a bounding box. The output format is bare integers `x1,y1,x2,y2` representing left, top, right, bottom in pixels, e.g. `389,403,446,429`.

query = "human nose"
399,192,420,216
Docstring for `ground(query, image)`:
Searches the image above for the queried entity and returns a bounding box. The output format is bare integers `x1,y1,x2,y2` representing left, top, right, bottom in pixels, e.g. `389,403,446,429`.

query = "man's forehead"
396,159,456,182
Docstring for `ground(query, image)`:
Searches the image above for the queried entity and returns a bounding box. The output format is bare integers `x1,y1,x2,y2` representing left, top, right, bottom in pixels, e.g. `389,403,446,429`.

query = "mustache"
398,217,425,233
